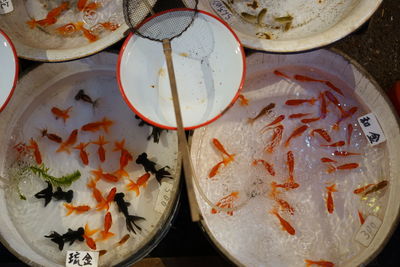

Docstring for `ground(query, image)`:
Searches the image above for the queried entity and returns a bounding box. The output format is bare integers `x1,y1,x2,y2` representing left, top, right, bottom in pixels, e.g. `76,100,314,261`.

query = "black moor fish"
34,182,73,206
75,89,99,108
135,115,167,143
45,227,84,250
136,152,172,184
114,192,145,234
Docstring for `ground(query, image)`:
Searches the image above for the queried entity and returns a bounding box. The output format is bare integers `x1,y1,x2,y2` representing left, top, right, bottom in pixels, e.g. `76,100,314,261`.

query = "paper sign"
357,113,386,146
355,215,382,247
66,251,98,267
210,0,234,23
154,181,173,213
0,0,13,14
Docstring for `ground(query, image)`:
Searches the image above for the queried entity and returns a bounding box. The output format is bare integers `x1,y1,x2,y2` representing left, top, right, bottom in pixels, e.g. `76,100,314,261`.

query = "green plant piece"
29,164,81,187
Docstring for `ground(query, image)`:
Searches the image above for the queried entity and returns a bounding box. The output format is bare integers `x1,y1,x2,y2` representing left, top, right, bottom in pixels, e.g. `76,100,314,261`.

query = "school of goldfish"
207,71,389,266
25,1,120,43
12,89,169,254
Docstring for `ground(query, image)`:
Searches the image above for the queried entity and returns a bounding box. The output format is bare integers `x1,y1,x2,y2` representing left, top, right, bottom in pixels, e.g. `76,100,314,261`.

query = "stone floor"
2,0,400,266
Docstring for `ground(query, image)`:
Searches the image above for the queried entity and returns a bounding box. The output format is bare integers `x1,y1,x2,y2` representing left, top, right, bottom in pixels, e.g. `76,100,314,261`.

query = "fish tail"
56,144,71,154
99,231,115,241
96,201,109,211
126,181,139,196
92,98,100,109
114,168,129,178
63,204,74,216
26,19,37,29
326,164,336,174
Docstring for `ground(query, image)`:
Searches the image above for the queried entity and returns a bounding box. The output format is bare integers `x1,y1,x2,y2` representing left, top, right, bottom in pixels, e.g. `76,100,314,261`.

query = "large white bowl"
118,9,246,130
0,29,18,112
198,0,382,52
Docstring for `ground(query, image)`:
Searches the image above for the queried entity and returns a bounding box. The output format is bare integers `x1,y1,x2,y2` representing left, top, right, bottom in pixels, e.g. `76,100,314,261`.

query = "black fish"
114,192,145,234
136,153,172,184
34,182,74,206
135,115,167,143
75,89,99,108
34,182,53,207
52,187,73,203
45,227,84,251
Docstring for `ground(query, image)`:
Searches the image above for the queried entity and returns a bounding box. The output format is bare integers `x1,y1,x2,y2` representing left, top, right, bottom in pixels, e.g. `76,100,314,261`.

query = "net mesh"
123,0,199,42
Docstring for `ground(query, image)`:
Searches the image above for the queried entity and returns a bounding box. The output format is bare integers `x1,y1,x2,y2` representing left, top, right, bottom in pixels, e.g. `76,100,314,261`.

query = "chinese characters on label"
0,0,13,14
357,113,386,146
66,251,98,267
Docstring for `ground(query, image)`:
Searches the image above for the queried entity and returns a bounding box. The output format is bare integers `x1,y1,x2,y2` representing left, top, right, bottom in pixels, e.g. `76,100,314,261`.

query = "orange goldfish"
275,198,295,215
77,0,89,11
81,117,113,133
115,234,130,246
273,70,290,79
97,212,115,241
26,2,69,29
84,223,98,250
238,94,249,106
320,141,345,147
347,124,353,145
285,98,316,106
56,129,78,154
76,21,99,42
286,151,295,181
301,117,320,124
310,129,332,142
288,113,311,119
64,203,90,216
211,192,239,216
358,211,365,225
113,139,133,178
333,151,361,156
96,187,116,211
294,74,343,96
326,163,359,173
319,92,328,119
27,138,42,164
100,22,120,31
332,107,358,130
252,159,275,176
56,23,79,35
264,124,284,154
261,115,285,130
284,125,308,147
271,181,299,191
212,138,235,161
270,208,295,235
73,142,90,165
208,138,235,178
91,167,119,183
320,157,337,163
126,173,151,196
304,259,334,267
91,135,108,162
51,106,72,123
87,178,105,204
325,184,337,214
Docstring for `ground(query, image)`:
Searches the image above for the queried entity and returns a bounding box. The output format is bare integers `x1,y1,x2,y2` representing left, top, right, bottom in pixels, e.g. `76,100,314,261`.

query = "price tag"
355,215,382,247
0,0,13,14
66,251,99,267
210,0,234,23
154,182,173,213
357,113,386,146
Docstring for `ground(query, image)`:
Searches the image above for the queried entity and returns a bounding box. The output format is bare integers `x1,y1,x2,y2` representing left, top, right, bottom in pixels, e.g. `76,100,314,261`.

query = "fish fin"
114,168,129,178
98,231,115,241
56,144,71,154
26,19,37,29
64,204,74,216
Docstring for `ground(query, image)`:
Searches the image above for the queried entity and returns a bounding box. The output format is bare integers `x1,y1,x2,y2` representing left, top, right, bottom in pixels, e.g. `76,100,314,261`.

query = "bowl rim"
0,28,19,113
117,8,246,131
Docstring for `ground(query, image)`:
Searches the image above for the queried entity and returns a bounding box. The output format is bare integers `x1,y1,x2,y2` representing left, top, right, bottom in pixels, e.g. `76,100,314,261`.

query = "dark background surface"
1,0,400,266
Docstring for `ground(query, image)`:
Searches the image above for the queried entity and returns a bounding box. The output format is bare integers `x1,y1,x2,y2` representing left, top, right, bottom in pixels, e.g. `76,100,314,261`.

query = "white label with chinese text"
355,215,382,247
66,251,99,267
154,181,173,213
210,0,234,24
357,113,386,146
0,0,13,14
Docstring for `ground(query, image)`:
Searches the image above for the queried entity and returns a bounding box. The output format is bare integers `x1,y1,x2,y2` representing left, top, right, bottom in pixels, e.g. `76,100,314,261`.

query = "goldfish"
56,129,78,154
284,125,308,147
83,224,98,250
286,151,295,181
273,70,290,79
100,22,120,31
115,234,130,246
75,89,99,108
208,160,226,178
91,167,119,183
64,203,90,216
301,117,320,124
320,141,345,147
73,142,90,165
76,21,99,42
353,183,374,195
347,124,353,145
211,192,239,216
97,212,115,241
332,107,358,130
81,117,114,133
275,198,295,215
91,135,108,162
208,138,235,178
271,181,299,191
319,92,328,119
320,157,337,163
96,187,116,211
84,2,102,12
325,184,337,214
327,163,359,173
333,151,361,156
51,106,72,123
289,113,311,119
310,129,332,142
247,103,275,124
27,138,42,164
358,211,365,225
324,91,346,116
41,129,62,143
212,138,235,160
114,192,145,233
264,124,284,154
261,115,285,130
294,74,343,96
56,23,79,35
362,180,388,196
86,178,105,204
285,98,316,106
126,173,151,196
252,159,275,176
270,208,295,235
99,250,107,256
238,94,249,106
26,2,69,29
304,259,334,267
113,139,133,177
